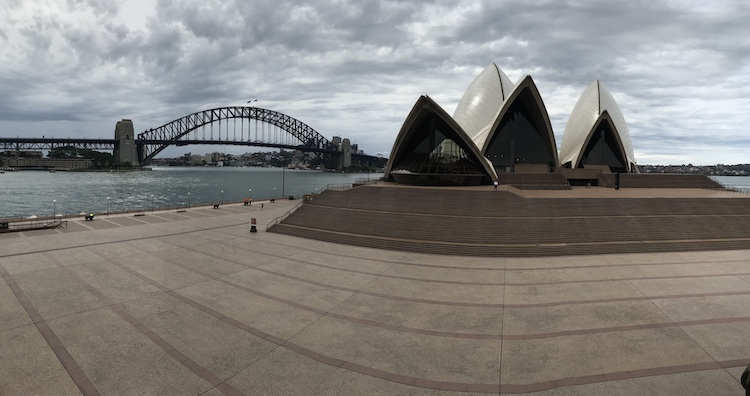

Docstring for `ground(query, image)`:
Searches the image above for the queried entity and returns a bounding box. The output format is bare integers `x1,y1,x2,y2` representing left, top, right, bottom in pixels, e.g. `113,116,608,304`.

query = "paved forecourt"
0,199,749,395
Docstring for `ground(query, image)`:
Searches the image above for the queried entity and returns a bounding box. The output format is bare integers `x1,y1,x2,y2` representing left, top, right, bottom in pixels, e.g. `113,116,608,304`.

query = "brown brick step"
269,223,750,257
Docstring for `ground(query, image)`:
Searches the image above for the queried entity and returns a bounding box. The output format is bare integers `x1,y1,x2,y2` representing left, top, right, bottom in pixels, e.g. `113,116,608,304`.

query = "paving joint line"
9,211,748,393
174,240,750,310
76,248,247,395
0,262,101,396
168,242,750,341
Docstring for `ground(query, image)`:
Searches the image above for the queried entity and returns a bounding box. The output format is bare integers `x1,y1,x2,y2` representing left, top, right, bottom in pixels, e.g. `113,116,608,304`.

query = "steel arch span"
137,106,334,164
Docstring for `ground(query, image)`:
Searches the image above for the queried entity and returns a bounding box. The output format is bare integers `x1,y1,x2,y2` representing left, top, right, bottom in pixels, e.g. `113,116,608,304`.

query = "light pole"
221,190,224,205
273,187,276,200
187,192,191,209
249,188,252,204
282,167,285,198
150,194,154,212
52,199,56,220
106,196,110,216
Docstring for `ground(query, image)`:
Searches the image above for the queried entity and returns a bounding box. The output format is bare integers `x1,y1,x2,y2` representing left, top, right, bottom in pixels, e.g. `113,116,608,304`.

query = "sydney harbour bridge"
0,106,386,169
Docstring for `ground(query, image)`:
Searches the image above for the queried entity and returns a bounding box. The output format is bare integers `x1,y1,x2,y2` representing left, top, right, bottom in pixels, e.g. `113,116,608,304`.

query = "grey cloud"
1,0,750,163
65,0,118,16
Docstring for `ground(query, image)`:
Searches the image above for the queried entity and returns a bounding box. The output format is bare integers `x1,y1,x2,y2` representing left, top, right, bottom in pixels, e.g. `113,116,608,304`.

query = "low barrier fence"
0,219,67,233
706,186,750,196
265,183,357,230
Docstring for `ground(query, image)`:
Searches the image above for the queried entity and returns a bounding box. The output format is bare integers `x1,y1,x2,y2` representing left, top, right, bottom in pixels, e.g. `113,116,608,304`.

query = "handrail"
265,183,355,230
0,219,67,233
706,186,750,196
354,177,381,186
265,200,305,231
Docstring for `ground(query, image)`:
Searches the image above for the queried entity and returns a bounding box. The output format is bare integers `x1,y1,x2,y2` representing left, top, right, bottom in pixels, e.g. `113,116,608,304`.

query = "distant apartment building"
2,156,92,170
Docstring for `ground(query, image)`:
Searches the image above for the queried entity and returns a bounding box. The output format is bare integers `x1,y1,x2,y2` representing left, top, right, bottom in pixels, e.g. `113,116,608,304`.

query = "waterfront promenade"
1,197,749,395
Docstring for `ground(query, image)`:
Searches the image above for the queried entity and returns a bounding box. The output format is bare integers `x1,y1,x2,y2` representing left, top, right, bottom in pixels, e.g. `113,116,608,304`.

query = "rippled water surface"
1,170,746,219
0,167,383,218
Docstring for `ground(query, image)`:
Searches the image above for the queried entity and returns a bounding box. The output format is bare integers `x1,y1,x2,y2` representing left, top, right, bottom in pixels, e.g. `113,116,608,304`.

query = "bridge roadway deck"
0,196,748,395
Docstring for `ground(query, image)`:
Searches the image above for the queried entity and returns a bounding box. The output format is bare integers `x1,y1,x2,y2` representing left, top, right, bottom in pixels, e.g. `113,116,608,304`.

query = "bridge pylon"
329,137,352,169
113,119,138,165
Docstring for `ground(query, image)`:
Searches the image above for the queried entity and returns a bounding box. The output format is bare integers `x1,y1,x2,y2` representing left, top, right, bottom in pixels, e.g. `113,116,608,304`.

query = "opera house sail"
560,80,637,173
385,64,637,186
452,63,515,150
384,96,496,185
480,75,559,173
452,65,558,174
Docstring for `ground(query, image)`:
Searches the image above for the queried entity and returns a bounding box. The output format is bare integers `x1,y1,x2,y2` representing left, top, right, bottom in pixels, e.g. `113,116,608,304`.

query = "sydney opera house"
384,63,638,186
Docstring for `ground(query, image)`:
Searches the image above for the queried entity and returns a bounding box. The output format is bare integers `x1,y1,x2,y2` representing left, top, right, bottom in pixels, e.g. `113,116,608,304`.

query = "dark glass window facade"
579,120,627,172
484,88,555,172
390,116,485,175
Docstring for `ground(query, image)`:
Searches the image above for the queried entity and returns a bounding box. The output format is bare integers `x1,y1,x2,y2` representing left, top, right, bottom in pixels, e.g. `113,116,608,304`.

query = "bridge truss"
137,106,336,164
0,138,116,151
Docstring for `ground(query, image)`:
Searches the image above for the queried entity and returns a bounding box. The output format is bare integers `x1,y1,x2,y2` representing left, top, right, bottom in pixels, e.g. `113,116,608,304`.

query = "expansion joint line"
605,255,726,383
262,248,403,367
499,257,507,393
71,249,246,396
0,220,250,260
0,262,101,396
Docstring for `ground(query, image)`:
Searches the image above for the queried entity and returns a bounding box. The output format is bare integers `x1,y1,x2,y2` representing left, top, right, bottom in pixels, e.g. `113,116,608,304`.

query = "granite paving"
0,198,748,395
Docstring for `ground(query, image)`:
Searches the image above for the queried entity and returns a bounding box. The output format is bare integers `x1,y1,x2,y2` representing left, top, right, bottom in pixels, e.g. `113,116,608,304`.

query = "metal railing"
0,219,67,233
265,183,356,230
353,177,382,186
265,200,305,231
706,186,750,196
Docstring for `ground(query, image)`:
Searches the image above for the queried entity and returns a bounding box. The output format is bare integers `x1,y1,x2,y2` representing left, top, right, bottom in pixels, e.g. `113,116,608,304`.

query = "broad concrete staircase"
599,174,724,189
496,173,571,190
268,185,750,256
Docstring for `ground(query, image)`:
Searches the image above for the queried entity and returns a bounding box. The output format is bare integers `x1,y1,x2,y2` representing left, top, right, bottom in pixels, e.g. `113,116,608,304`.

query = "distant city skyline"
1,1,749,165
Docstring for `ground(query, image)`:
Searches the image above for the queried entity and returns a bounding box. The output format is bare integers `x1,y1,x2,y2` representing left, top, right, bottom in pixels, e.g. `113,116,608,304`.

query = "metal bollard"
742,362,749,394
250,218,257,233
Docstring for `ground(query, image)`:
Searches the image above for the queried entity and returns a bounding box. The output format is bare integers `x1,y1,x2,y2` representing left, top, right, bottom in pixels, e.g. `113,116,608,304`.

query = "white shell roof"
453,64,515,150
559,80,635,167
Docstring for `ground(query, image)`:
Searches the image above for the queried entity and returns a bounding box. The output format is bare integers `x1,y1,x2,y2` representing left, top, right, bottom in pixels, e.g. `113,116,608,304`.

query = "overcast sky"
2,0,749,165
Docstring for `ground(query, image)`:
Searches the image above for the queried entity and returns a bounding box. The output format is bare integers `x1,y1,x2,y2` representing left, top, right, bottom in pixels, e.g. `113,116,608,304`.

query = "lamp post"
187,192,191,209
150,194,154,212
282,167,285,198
106,196,110,216
273,187,276,200
52,199,56,220
221,190,224,205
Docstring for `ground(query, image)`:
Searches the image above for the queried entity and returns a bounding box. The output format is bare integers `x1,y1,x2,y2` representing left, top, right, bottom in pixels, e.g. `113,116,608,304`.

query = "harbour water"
715,175,750,192
0,170,747,219
0,167,383,219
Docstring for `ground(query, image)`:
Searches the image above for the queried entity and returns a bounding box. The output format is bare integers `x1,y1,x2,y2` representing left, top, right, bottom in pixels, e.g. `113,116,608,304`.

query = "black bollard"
615,172,620,190
742,362,749,394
